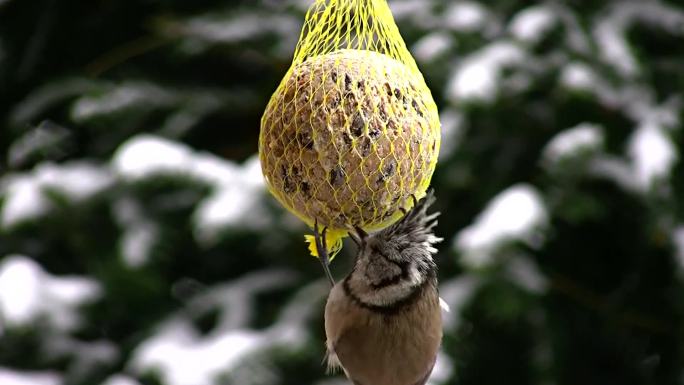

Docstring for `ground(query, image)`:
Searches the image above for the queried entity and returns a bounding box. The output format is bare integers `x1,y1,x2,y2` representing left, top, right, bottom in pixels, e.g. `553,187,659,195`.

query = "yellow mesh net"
259,0,441,258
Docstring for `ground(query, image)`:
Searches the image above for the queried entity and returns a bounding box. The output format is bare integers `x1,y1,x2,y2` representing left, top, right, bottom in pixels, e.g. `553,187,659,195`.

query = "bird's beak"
348,225,368,246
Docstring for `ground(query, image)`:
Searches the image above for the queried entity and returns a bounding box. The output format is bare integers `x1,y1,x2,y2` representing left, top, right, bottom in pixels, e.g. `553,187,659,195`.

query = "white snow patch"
179,270,297,332
447,42,526,103
192,152,242,186
560,60,641,113
412,32,453,63
112,135,268,244
39,162,113,201
102,375,141,385
543,123,604,164
42,336,119,379
241,153,266,189
113,135,193,180
113,135,253,186
505,256,547,294
0,162,112,229
589,155,641,192
180,13,298,45
674,227,684,272
113,198,159,268
560,62,597,91
1,174,49,229
628,123,678,190
131,321,266,385
593,2,684,78
509,5,556,43
121,222,158,268
388,0,424,17
559,67,681,192
129,274,324,385
438,108,465,160
593,8,638,78
291,0,315,12
0,368,61,385
439,276,479,330
0,255,101,330
0,256,41,325
559,63,681,191
193,155,269,244
585,99,680,193
10,79,100,126
193,184,262,237
7,123,70,168
427,351,453,385
71,83,175,122
389,0,440,28
443,2,488,32
455,184,547,268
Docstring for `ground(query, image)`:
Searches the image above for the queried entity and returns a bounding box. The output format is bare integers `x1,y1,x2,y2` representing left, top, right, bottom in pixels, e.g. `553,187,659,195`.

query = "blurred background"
1,0,684,384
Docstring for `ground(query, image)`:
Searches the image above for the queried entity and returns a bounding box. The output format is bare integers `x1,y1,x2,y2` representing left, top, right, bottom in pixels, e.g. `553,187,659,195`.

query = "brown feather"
325,279,442,385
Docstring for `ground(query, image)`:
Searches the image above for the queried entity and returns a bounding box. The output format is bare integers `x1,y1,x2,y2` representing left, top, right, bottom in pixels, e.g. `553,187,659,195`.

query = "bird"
313,189,443,385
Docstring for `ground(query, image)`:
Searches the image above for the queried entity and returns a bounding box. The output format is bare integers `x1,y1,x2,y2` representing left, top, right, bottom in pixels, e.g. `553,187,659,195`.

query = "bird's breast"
324,281,442,385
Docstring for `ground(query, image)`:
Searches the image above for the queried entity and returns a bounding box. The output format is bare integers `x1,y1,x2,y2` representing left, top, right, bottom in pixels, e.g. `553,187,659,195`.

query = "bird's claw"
314,219,335,287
